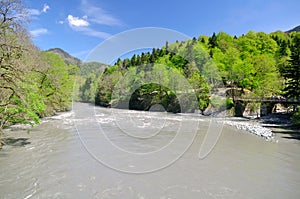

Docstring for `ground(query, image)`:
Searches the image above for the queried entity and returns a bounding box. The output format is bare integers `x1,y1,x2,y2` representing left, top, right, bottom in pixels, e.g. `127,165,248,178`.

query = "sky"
25,0,300,61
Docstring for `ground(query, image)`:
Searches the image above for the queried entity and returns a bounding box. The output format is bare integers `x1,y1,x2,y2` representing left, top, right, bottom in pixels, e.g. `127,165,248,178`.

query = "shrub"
291,107,300,126
226,98,234,109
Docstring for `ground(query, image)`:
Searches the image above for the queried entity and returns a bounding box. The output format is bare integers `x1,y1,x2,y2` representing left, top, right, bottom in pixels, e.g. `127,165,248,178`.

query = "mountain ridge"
286,25,300,33
46,48,82,66
47,25,300,66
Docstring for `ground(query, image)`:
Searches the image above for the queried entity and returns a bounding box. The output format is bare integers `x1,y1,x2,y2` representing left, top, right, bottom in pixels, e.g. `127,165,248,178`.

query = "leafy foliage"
95,30,300,114
281,33,300,100
77,62,108,102
291,107,300,126
0,0,75,130
95,43,212,113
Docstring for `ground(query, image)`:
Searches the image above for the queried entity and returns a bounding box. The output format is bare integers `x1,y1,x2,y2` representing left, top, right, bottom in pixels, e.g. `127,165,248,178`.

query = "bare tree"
0,0,35,130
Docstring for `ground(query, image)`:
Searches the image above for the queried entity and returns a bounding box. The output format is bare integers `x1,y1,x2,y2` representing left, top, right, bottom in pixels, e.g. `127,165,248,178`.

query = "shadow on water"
1,137,31,147
234,112,300,141
251,112,300,141
274,127,300,141
262,124,300,141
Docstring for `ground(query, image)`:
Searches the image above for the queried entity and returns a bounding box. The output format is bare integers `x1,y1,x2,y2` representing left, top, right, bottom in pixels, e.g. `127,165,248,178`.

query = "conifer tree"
208,32,218,48
282,34,300,101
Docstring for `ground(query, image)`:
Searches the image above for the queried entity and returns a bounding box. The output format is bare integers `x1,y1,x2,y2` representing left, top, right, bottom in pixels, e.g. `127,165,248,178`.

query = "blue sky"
25,0,300,61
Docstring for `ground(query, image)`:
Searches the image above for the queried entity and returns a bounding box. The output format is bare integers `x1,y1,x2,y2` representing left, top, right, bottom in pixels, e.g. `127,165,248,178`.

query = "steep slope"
286,25,300,33
45,48,109,102
46,48,82,66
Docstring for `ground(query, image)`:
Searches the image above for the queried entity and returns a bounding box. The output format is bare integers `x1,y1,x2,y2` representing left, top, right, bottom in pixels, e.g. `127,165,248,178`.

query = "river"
0,102,300,198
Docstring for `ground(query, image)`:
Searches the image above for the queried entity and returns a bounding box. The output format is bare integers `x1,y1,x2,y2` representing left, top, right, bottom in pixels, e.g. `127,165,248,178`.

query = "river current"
0,102,299,198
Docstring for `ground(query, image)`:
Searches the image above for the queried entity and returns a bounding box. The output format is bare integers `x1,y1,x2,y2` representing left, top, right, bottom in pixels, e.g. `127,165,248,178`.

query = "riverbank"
222,112,300,142
0,111,74,150
1,105,298,151
223,119,274,141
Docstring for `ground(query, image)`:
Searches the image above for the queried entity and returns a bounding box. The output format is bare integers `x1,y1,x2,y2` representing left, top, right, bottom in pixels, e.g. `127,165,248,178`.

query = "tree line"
0,0,75,132
94,29,300,116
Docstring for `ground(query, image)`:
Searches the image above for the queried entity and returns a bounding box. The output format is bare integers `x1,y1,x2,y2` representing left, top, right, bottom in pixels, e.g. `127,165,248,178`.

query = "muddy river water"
0,103,300,198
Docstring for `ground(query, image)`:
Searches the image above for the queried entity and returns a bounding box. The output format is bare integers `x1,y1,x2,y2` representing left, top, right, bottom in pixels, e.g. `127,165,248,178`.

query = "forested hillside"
45,48,108,102
95,30,300,114
46,48,82,66
286,25,300,33
0,0,75,131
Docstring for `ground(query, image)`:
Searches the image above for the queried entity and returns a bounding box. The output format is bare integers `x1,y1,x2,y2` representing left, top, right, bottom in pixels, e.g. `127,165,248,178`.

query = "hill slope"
46,48,82,66
286,25,300,33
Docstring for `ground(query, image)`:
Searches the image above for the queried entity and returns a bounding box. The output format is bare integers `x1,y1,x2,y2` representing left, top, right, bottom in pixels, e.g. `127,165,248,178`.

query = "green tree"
39,52,75,115
208,32,218,48
282,33,300,101
0,0,45,130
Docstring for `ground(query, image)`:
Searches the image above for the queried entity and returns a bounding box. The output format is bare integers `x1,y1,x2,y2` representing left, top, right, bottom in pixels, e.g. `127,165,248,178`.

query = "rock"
223,120,274,140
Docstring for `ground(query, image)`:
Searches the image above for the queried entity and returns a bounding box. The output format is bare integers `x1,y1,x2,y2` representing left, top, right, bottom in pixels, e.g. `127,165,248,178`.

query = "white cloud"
29,4,50,15
64,1,118,39
66,18,111,39
28,9,40,16
80,0,123,26
84,28,111,38
30,28,48,37
67,15,89,27
42,4,50,13
68,24,111,39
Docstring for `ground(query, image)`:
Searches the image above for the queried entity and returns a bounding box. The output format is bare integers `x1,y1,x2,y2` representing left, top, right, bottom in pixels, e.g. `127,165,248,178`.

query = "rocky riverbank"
222,112,296,141
223,120,274,141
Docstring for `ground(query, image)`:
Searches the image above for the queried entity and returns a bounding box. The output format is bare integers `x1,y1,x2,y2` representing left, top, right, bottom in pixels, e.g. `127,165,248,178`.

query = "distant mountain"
45,48,108,76
46,48,82,66
286,25,300,33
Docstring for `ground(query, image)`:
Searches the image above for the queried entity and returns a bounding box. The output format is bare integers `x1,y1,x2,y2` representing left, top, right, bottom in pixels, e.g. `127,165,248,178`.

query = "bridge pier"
260,102,275,116
234,100,275,117
232,97,299,117
234,100,247,117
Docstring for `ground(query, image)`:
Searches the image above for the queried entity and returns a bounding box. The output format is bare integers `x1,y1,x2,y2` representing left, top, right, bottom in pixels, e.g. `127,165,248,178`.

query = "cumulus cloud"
64,14,110,38
64,1,119,39
29,3,50,15
67,15,89,27
68,24,111,39
30,28,48,37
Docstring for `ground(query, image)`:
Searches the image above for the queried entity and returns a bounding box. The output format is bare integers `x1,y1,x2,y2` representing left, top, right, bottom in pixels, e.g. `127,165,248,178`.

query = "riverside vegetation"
0,0,106,148
1,0,300,147
0,0,76,131
94,29,300,120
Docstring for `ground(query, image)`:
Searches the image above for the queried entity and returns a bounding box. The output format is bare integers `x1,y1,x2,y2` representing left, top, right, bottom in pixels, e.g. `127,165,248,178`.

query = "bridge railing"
232,96,300,103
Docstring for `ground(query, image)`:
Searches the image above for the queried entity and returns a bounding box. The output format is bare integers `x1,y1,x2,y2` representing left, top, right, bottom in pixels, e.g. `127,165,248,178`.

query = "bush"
291,107,300,126
226,98,234,109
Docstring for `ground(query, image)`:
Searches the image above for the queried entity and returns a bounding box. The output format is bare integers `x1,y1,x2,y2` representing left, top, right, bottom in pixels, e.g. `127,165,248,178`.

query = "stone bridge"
233,98,300,117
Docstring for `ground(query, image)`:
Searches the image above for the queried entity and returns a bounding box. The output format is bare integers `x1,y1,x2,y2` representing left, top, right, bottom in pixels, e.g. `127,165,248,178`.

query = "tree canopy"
0,0,75,130
95,29,300,114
